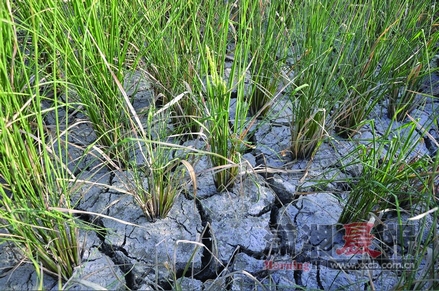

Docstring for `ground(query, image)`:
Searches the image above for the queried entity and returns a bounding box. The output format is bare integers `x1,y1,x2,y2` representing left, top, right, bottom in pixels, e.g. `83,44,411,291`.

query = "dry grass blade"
407,113,439,148
408,207,438,221
49,207,143,228
86,30,146,138
181,159,197,199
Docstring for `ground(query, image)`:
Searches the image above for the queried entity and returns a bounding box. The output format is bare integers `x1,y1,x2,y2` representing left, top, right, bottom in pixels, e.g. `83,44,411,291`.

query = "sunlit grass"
1,0,439,288
247,0,293,117
126,107,196,222
0,0,80,282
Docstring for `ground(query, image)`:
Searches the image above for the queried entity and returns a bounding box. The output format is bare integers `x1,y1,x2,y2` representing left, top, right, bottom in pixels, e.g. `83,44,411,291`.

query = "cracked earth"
0,70,438,290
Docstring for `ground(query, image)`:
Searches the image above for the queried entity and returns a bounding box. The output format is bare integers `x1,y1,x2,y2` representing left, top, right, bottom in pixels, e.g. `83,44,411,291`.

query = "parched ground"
0,69,438,290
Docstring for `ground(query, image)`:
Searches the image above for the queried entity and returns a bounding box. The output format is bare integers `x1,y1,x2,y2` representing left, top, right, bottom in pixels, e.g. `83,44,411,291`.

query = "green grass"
331,1,391,137
141,0,204,135
196,0,255,191
247,0,293,117
333,117,439,289
338,120,436,225
1,0,439,289
60,0,144,167
0,0,80,283
126,107,196,222
287,0,343,158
